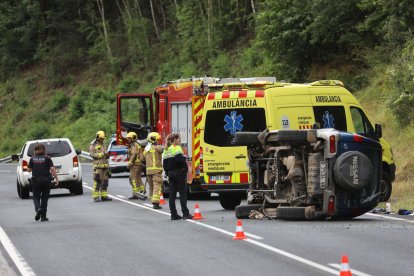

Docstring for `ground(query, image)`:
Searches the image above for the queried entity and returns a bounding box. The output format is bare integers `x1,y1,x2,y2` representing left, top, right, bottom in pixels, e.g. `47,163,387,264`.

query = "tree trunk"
134,0,150,47
251,0,256,14
150,0,161,41
96,0,113,62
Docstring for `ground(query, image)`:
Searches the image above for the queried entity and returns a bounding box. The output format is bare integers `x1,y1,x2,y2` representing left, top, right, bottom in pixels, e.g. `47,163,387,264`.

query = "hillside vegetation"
1,1,413,209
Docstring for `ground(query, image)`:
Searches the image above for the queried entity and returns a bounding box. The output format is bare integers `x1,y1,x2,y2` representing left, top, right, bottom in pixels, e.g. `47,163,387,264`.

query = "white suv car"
12,138,83,199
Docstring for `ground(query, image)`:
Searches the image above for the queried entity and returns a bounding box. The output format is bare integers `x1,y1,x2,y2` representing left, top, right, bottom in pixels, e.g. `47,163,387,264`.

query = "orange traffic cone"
193,203,203,220
233,219,247,240
339,255,352,276
159,194,166,205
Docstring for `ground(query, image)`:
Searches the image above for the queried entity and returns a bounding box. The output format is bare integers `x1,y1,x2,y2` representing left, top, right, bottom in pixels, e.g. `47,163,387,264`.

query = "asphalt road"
0,163,413,276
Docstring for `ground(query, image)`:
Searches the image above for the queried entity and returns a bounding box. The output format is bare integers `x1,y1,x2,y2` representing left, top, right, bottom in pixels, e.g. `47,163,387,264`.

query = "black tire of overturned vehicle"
333,151,373,192
275,206,307,221
234,132,261,146
235,204,263,219
271,130,309,145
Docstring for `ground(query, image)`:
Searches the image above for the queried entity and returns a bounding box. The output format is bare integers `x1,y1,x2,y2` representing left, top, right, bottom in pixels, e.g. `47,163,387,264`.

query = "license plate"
210,175,230,181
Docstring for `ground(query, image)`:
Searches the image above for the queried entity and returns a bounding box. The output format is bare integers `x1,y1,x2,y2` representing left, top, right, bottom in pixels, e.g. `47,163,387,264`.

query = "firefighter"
89,130,112,202
126,131,146,200
141,132,164,209
167,133,192,220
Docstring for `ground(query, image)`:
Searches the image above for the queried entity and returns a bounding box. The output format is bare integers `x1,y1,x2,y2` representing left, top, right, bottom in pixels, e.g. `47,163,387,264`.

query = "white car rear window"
27,141,72,157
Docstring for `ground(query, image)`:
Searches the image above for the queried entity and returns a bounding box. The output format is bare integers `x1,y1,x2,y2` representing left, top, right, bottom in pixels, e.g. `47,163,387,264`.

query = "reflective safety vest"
141,144,163,175
89,141,109,169
128,142,142,166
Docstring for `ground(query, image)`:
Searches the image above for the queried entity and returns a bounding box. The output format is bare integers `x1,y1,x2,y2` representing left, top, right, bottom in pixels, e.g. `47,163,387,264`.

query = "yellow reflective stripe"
94,164,108,168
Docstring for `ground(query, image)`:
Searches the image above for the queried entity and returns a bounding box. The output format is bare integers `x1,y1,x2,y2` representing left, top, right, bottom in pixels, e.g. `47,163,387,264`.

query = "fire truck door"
171,102,192,158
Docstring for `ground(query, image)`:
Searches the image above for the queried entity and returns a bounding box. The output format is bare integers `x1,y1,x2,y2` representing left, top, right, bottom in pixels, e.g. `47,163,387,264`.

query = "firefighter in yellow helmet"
140,132,164,209
89,130,112,202
126,132,146,200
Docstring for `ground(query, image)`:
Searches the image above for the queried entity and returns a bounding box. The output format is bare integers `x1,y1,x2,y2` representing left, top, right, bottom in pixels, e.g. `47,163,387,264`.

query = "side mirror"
75,149,81,155
375,124,382,139
11,154,19,161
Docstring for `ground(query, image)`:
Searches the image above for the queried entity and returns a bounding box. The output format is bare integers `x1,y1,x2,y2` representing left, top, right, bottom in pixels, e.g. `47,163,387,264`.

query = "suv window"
313,106,347,131
205,108,266,147
27,141,72,157
350,106,374,137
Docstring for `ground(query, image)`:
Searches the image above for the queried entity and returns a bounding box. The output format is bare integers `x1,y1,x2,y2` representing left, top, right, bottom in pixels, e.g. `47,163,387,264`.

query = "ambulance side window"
313,106,347,131
204,108,266,147
350,107,374,136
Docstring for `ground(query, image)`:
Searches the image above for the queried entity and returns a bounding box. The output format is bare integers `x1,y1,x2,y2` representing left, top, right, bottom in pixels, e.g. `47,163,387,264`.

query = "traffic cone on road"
339,255,352,276
159,194,166,205
193,203,203,220
233,219,247,240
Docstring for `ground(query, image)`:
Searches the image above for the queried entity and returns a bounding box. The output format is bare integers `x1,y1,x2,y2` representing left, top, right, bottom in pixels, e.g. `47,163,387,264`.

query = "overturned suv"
235,128,382,220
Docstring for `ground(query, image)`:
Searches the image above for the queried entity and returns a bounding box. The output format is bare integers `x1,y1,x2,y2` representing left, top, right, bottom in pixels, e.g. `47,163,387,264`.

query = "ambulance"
200,79,395,209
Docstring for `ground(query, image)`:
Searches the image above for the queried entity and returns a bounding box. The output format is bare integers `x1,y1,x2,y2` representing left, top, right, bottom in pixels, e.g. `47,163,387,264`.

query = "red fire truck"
116,78,223,201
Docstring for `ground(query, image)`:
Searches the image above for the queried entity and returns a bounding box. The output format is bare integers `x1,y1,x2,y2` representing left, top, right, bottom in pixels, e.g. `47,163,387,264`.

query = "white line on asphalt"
82,183,354,275
328,263,373,276
0,226,36,276
365,212,412,222
116,195,125,199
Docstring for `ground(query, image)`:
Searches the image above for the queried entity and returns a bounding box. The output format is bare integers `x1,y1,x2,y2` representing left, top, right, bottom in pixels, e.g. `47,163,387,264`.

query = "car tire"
19,183,30,199
235,204,262,219
379,172,392,202
70,179,84,195
275,206,306,220
234,132,260,146
219,192,242,210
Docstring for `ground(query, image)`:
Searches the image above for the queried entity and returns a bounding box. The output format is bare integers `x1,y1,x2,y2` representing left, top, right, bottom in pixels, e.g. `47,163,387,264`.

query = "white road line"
116,195,125,199
0,226,36,276
83,183,353,275
328,263,373,276
365,213,411,222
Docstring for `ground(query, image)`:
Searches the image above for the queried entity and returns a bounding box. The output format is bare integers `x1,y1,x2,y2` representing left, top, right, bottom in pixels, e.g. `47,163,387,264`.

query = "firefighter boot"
153,203,162,209
136,191,147,201
101,197,112,201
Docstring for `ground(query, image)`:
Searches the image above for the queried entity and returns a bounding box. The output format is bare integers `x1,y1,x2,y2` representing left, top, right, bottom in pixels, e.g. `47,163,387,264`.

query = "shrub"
118,76,140,93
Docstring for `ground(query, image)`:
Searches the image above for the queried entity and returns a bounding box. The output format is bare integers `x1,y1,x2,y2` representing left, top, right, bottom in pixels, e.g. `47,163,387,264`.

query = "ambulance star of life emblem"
224,111,243,135
322,111,335,128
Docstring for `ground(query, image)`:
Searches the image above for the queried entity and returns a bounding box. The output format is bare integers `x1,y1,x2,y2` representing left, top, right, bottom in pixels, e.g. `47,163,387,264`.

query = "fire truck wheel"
333,151,372,191
219,192,242,210
234,132,260,146
270,130,309,145
275,206,306,220
235,204,262,219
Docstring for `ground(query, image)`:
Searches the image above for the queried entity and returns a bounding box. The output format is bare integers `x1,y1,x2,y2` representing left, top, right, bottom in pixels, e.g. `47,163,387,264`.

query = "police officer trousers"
168,170,190,216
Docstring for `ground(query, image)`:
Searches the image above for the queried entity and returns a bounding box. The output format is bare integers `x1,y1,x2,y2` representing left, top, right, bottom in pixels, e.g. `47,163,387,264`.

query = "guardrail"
0,156,12,164
0,151,93,163
79,151,93,161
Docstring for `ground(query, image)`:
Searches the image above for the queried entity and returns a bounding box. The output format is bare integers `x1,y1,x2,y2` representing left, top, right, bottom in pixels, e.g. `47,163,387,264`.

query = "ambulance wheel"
272,130,309,145
234,132,260,146
219,192,242,210
235,204,262,219
275,206,306,220
379,172,392,202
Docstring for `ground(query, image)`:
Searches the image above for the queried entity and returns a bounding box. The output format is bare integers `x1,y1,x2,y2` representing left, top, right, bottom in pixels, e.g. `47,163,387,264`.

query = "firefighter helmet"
96,130,106,139
126,132,137,141
147,132,161,143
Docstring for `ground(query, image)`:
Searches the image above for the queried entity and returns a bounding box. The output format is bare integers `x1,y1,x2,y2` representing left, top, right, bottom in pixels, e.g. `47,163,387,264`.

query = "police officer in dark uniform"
27,143,59,222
